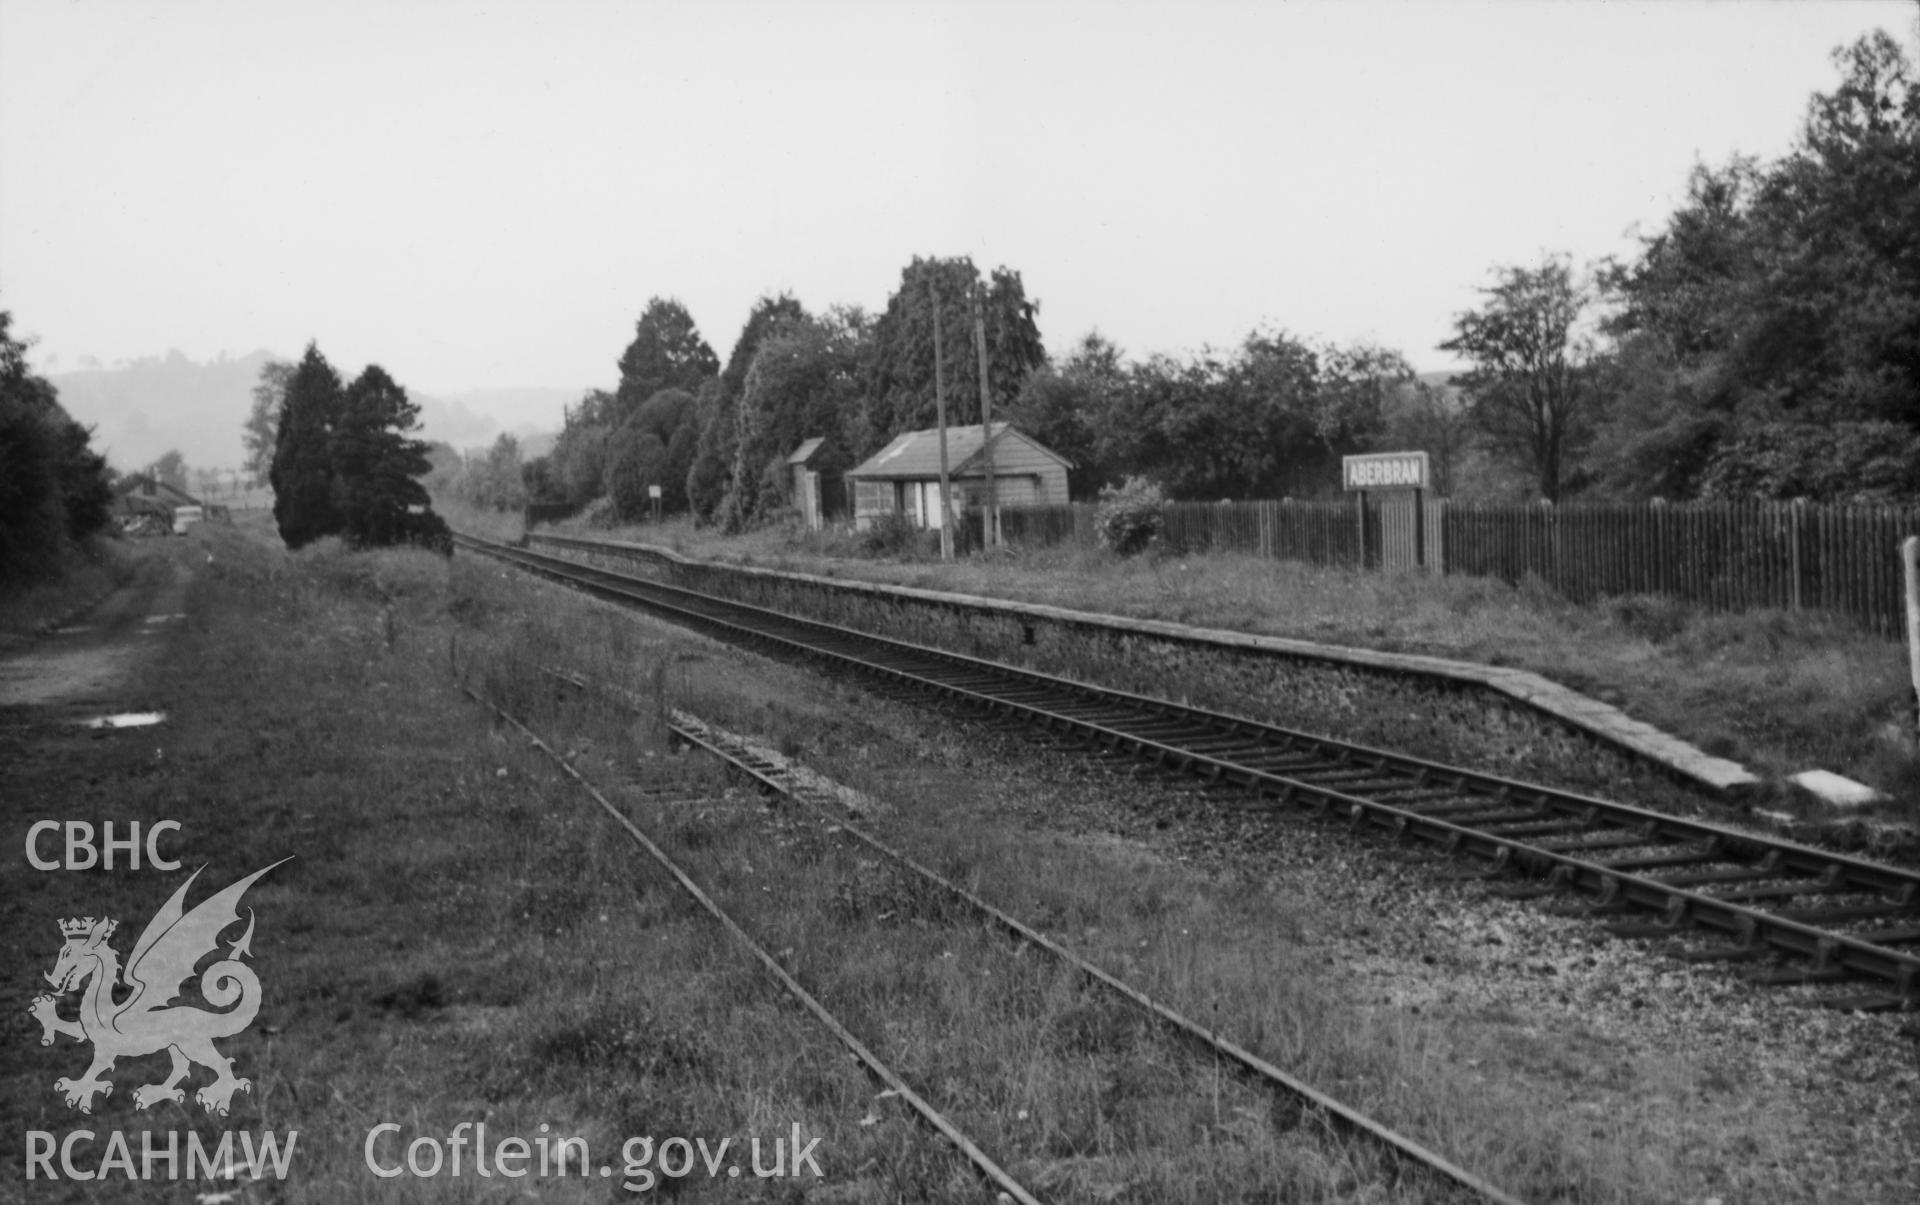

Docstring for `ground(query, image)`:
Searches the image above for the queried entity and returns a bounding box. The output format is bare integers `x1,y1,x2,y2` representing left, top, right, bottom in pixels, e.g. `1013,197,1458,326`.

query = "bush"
860,510,930,559
1093,476,1167,557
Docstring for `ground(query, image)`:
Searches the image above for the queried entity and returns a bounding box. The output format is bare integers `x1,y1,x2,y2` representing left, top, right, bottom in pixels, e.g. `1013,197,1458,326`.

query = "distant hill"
424,387,579,456
48,351,572,474
49,349,278,473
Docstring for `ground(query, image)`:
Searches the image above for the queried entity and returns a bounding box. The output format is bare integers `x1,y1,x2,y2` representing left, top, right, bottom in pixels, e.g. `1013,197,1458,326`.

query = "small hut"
784,437,841,531
845,422,1070,531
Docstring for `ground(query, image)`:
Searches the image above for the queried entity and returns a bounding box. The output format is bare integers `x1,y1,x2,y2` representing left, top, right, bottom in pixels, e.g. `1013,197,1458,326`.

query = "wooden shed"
784,436,841,532
846,422,1071,531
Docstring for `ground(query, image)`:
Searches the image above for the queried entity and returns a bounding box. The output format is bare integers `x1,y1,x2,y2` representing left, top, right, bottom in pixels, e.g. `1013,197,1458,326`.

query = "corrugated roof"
785,436,828,466
848,422,1067,479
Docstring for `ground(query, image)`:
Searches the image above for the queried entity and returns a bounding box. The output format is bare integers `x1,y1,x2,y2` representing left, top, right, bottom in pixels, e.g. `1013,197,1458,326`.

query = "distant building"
113,474,206,534
114,474,201,517
784,436,842,532
846,422,1071,531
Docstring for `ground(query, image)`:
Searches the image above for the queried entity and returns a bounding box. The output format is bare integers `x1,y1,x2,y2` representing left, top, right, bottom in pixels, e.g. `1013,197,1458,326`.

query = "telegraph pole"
971,284,998,550
929,278,955,560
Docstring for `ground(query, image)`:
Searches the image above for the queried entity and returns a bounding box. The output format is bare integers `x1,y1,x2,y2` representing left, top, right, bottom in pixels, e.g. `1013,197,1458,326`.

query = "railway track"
454,533,1920,1012
483,660,1527,1203
460,686,1049,1205
666,702,1529,1204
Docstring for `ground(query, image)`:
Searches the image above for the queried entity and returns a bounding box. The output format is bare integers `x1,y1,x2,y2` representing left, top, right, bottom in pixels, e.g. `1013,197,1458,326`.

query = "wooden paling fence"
996,499,1920,636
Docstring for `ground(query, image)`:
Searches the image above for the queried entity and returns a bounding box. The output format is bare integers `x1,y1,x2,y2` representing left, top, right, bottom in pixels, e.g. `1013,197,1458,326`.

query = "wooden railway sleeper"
1476,817,1594,841
1707,875,1861,904
1772,900,1920,926
1365,784,1467,803
1174,736,1273,759
1285,765,1395,785
1230,756,1354,776
1398,796,1525,819
1440,806,1557,829
1114,719,1216,742
1590,838,1724,874
1312,775,1431,798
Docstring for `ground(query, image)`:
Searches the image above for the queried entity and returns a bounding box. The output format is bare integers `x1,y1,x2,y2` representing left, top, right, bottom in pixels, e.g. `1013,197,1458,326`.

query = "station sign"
1342,450,1430,491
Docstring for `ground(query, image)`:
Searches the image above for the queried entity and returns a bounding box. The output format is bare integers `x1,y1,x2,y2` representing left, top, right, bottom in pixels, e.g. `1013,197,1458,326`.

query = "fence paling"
990,499,1920,634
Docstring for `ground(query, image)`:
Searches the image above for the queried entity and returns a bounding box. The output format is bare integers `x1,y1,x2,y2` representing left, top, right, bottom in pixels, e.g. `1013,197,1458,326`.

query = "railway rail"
669,702,1526,1204
460,686,1047,1205
500,660,1528,1204
454,533,1920,1011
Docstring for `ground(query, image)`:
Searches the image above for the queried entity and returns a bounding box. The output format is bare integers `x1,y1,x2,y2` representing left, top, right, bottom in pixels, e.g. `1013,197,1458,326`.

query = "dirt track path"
0,541,193,716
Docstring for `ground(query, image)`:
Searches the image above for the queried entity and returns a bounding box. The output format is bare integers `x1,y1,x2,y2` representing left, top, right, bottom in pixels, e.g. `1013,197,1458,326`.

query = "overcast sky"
3,0,1914,405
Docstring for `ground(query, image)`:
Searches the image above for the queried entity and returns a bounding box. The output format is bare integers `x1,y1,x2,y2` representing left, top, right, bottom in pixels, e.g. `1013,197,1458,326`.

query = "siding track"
454,534,1920,1011
459,685,1047,1205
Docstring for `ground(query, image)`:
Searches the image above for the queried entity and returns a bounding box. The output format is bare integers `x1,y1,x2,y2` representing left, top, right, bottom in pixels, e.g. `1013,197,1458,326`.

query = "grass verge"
0,534,137,645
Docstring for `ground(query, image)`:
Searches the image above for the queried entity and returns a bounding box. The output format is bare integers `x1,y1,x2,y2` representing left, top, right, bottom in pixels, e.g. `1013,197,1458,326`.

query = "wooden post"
1905,535,1920,737
929,278,954,560
971,285,998,549
1413,487,1425,570
1788,500,1803,612
1355,490,1367,569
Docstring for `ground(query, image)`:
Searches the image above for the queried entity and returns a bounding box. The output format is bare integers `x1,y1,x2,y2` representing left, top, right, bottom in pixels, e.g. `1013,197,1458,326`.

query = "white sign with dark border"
1342,451,1430,491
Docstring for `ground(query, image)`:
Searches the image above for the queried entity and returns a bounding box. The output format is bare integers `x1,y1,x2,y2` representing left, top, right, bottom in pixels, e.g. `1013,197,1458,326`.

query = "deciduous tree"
722,316,863,530
1593,32,1920,498
0,309,114,586
146,450,188,492
244,360,293,484
542,389,616,507
1440,256,1597,502
685,295,812,521
603,387,699,518
1011,331,1126,498
1378,379,1471,498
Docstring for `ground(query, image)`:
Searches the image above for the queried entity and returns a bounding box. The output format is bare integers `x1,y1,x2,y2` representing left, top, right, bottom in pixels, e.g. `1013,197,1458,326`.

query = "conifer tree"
334,363,451,552
268,345,450,552
269,343,344,549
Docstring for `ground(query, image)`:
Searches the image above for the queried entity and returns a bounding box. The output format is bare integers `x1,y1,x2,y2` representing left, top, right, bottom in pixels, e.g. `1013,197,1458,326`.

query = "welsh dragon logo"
29,860,288,1116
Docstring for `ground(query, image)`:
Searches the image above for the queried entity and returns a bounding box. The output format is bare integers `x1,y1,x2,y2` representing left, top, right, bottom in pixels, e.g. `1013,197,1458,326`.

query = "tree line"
0,309,115,589
474,31,1920,521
